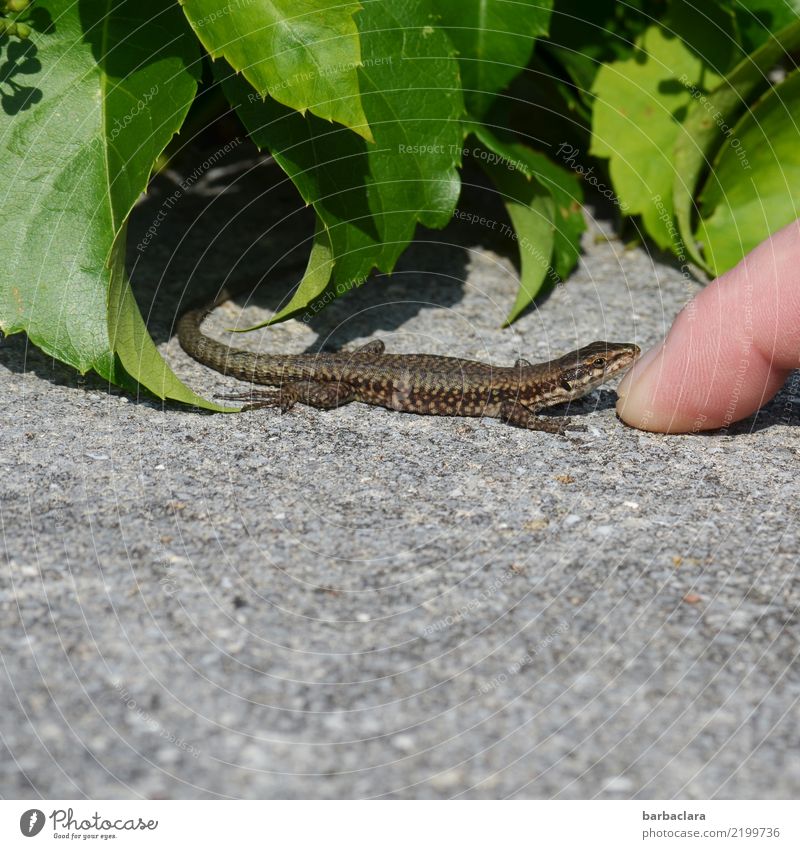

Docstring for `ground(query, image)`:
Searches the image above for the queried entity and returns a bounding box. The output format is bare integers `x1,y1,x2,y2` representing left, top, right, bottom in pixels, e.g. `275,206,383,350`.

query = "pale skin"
617,218,800,433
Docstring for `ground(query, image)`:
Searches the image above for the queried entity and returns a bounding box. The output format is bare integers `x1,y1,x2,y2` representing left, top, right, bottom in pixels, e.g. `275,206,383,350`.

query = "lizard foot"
500,400,585,434
214,388,284,412
527,416,582,435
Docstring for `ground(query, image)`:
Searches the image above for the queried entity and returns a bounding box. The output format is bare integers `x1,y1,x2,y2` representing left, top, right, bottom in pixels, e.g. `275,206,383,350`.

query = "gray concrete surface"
1,147,799,799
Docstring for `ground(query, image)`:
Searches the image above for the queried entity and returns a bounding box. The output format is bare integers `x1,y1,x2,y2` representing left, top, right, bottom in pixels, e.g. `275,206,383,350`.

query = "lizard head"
538,341,641,405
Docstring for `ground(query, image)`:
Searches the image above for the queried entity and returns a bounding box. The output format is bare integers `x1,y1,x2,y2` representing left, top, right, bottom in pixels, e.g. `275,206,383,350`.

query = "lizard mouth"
607,344,641,375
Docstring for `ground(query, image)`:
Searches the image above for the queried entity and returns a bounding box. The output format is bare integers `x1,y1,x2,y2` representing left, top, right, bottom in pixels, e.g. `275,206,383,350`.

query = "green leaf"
438,0,553,118
180,0,372,141
224,0,464,318
474,125,585,282
357,0,463,232
471,135,556,324
672,18,800,269
107,232,229,411
235,223,334,330
590,6,734,249
222,71,386,288
0,0,205,401
695,70,800,276
495,171,555,326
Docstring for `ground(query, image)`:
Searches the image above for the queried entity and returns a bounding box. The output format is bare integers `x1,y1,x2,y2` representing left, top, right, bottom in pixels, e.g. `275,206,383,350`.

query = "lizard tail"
176,283,316,384
177,257,318,384
176,286,263,381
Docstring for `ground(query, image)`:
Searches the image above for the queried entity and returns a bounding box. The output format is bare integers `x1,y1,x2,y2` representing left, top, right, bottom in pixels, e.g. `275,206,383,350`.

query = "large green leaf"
438,0,553,118
357,0,463,233
590,3,736,248
0,1,224,409
0,0,220,409
672,18,800,269
179,0,372,141
225,0,464,317
696,70,800,276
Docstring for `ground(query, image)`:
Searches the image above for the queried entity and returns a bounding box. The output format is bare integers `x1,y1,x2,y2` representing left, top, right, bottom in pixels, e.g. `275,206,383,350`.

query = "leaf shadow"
0,36,43,114
0,331,123,395
77,0,189,76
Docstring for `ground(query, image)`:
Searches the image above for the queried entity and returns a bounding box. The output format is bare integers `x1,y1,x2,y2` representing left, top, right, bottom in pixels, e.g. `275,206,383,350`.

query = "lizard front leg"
499,400,583,434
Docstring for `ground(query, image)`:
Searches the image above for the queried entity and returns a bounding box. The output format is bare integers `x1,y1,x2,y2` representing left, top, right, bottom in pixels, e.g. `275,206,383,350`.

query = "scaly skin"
178,303,639,433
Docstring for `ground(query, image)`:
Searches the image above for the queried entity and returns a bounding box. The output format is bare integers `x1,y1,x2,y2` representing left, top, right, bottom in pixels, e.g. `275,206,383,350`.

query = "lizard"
177,298,640,434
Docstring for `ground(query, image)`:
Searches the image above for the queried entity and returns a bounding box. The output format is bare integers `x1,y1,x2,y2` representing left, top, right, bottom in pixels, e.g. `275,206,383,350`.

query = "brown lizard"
178,301,639,433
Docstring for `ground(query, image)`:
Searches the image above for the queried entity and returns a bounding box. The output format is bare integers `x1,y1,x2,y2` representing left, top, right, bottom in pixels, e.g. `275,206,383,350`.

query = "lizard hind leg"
284,379,356,411
217,379,356,413
214,379,355,413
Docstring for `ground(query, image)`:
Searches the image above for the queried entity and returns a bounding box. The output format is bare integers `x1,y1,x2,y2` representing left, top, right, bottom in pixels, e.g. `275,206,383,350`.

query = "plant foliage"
1,0,798,405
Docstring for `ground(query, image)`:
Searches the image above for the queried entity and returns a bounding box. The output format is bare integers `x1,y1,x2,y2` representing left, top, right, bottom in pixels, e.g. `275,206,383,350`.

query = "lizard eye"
560,379,573,392
592,357,606,368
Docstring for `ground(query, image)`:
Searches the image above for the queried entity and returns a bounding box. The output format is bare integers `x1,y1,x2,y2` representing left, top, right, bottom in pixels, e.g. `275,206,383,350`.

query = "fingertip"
617,219,800,433
616,333,789,433
615,338,715,433
615,341,684,432
617,341,663,398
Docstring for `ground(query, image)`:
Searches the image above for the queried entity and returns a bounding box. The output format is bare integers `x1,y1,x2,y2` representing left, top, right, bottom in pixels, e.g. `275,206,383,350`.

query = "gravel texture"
1,147,799,799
